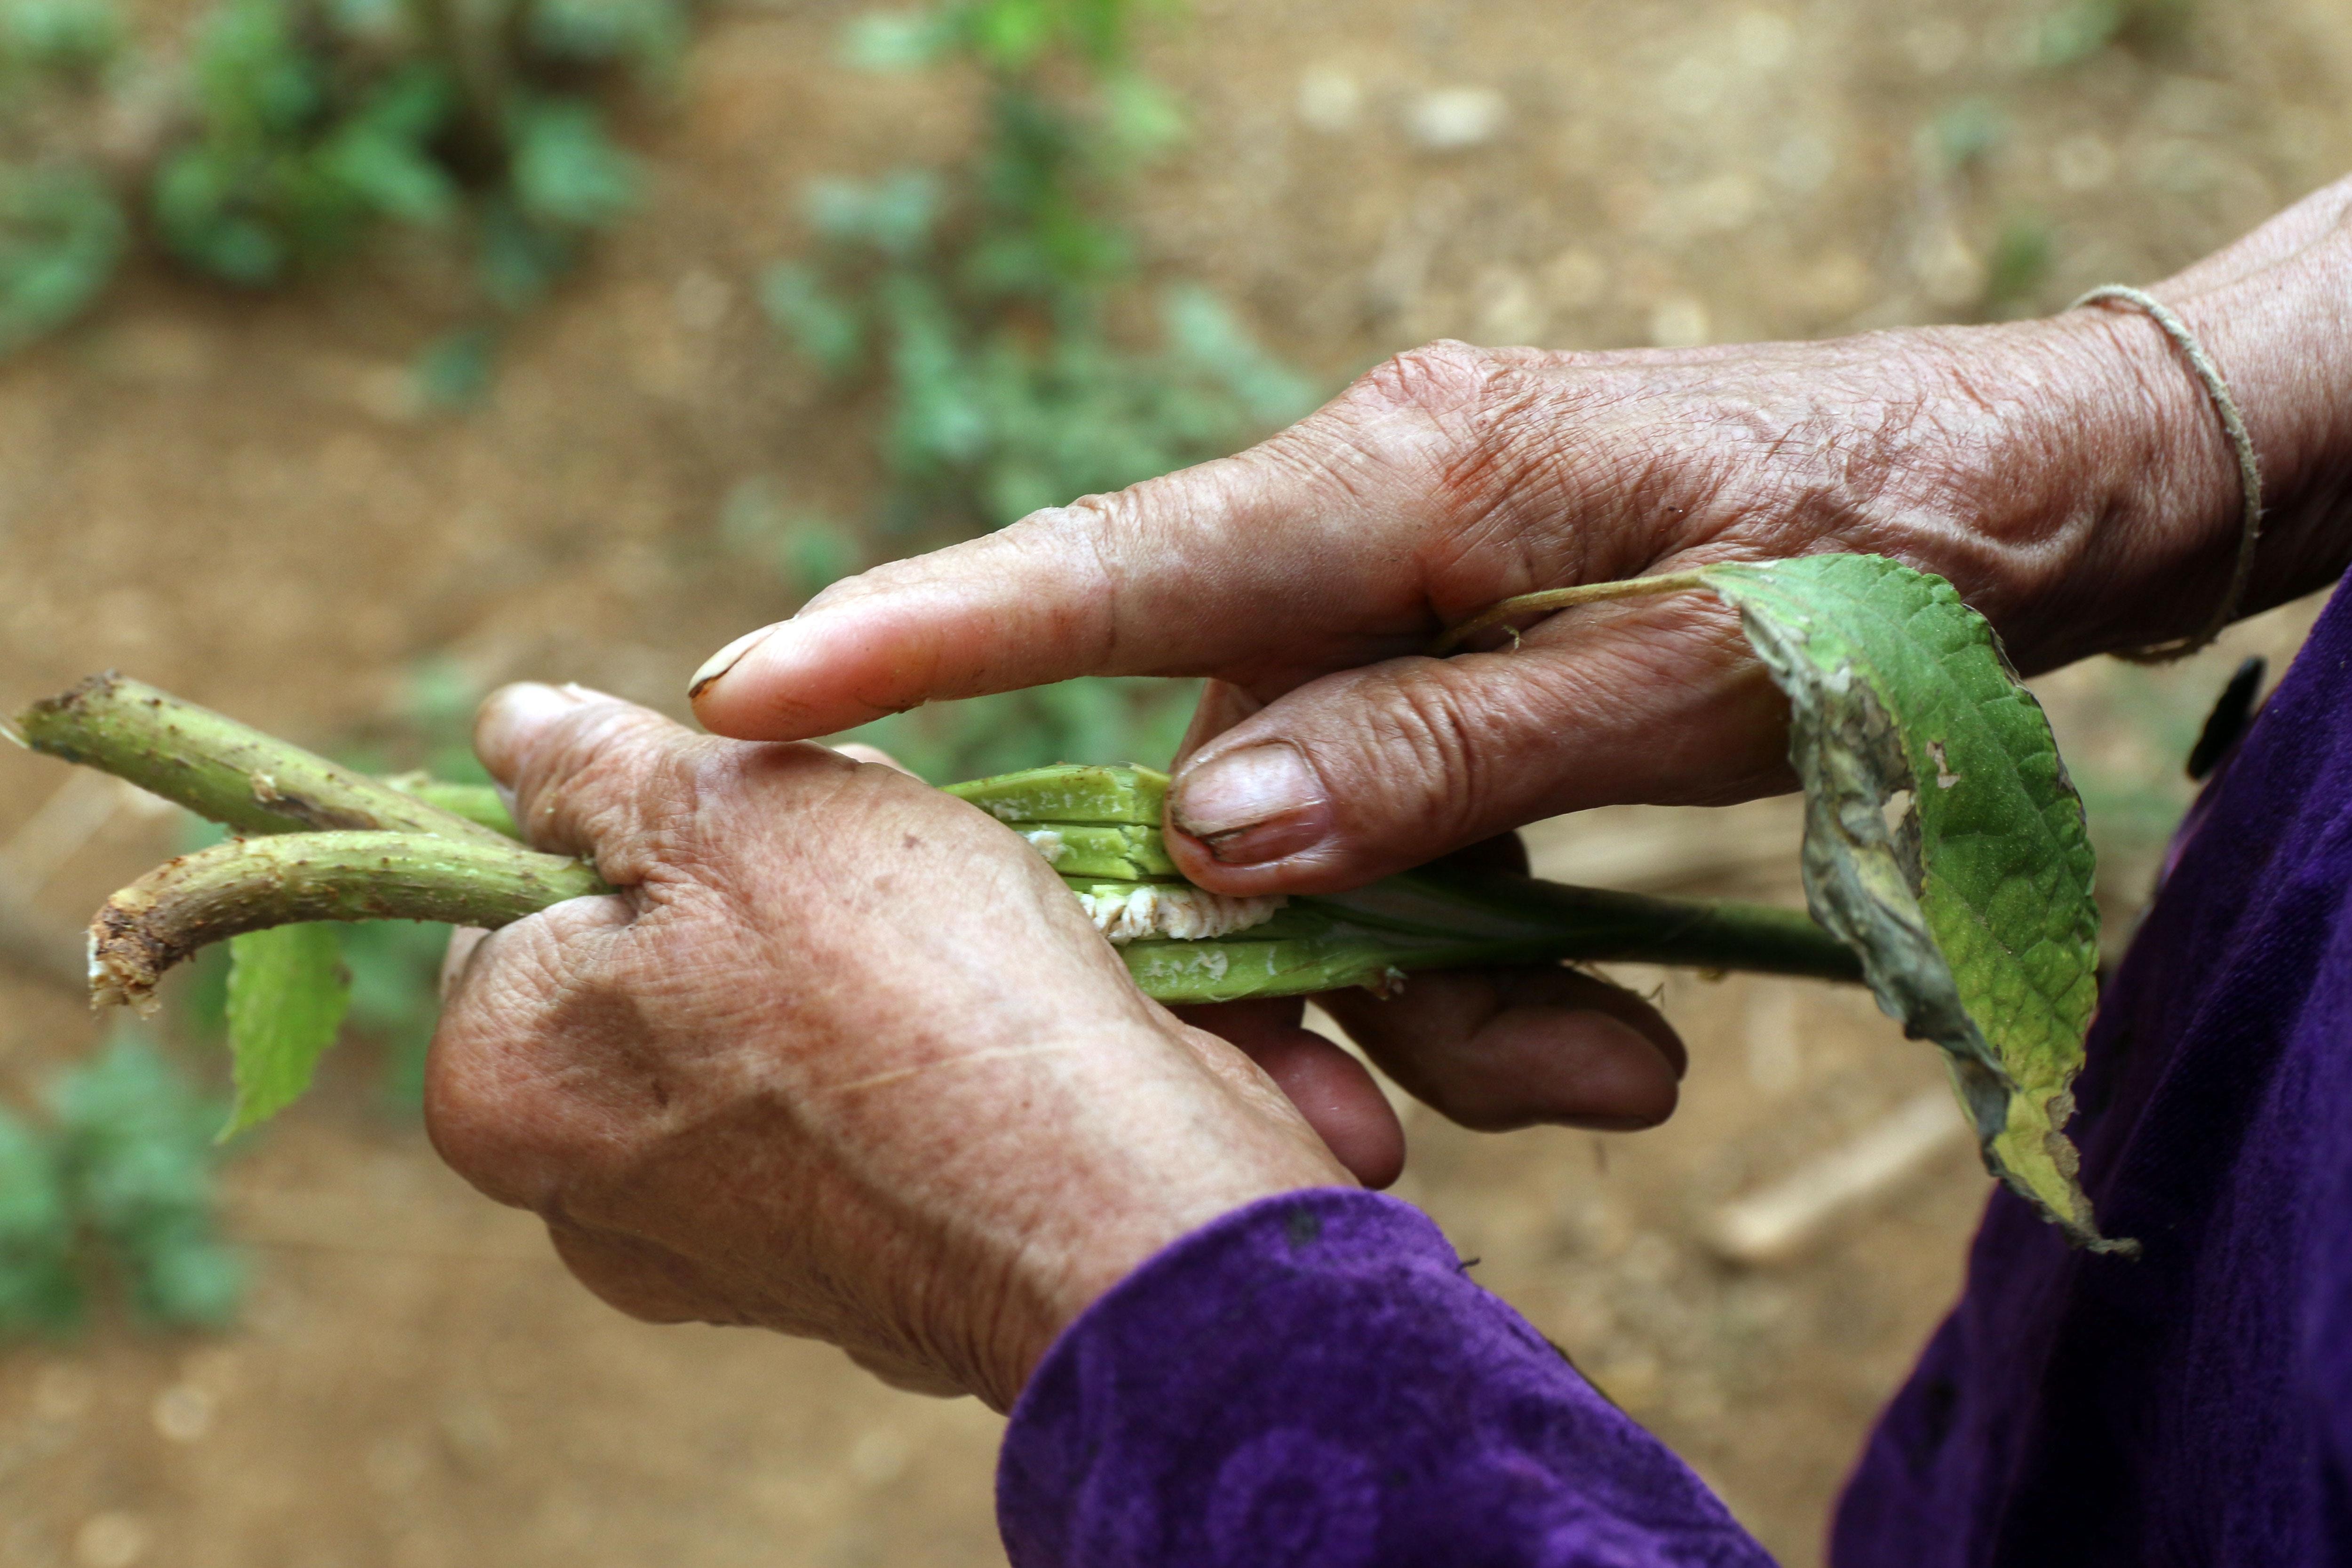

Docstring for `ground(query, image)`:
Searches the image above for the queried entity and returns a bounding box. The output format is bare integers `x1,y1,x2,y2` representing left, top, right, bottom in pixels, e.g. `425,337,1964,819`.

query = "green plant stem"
26,674,1859,1009
381,774,519,838
1430,570,1713,656
1123,868,1862,1004
16,674,510,845
91,831,607,1010
1317,868,1863,981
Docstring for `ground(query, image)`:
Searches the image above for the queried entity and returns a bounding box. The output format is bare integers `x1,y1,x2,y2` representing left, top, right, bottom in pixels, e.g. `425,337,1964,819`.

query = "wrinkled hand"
677,315,2253,1144
429,683,1368,1410
689,317,2258,887
681,179,2352,1144
692,177,2352,875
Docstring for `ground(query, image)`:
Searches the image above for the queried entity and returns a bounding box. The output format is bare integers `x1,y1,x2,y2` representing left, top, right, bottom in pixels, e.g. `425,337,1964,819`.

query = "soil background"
3,0,2351,1564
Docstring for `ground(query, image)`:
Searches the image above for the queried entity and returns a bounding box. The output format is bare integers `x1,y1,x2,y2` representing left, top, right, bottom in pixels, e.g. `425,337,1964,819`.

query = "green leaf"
2,0,122,72
476,194,575,307
1698,554,2121,1250
966,0,1053,68
529,0,688,73
222,922,351,1138
803,171,938,257
1100,72,1184,160
414,326,496,410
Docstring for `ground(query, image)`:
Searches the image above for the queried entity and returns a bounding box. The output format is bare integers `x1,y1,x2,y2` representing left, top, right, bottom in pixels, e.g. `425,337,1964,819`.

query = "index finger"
685,422,1442,743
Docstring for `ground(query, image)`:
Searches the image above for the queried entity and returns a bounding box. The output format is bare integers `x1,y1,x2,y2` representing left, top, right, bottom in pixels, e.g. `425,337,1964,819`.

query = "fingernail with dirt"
689,624,779,700
1171,743,1330,864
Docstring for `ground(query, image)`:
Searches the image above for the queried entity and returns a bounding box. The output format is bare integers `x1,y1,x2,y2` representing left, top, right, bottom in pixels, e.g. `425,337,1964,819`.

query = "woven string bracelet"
2071,283,2265,663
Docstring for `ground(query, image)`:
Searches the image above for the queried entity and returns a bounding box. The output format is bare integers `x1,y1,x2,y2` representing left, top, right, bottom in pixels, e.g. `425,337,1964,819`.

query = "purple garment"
999,1188,1768,1566
999,583,2352,1567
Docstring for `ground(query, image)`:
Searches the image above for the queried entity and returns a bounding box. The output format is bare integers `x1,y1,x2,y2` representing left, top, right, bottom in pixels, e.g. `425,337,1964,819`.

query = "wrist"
2003,189,2352,662
943,1034,1352,1411
1845,189,2352,669
1999,304,2249,662
976,1180,1321,1411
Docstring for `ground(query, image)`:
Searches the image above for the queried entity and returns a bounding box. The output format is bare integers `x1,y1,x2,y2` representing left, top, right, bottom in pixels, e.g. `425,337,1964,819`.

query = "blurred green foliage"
840,675,1200,784
0,166,122,352
2,0,121,73
766,0,1316,538
1981,213,2055,318
717,477,867,600
1925,96,2005,172
758,1,1300,780
0,1033,244,1337
2034,0,2196,68
0,0,679,363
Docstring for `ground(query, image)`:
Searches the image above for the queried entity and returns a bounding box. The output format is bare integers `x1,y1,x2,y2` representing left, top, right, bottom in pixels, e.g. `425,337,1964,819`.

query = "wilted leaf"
1700,554,2122,1250
223,922,351,1138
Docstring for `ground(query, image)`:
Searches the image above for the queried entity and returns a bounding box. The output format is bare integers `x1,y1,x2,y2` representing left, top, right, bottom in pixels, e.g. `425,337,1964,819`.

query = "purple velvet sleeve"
997,1188,1771,1568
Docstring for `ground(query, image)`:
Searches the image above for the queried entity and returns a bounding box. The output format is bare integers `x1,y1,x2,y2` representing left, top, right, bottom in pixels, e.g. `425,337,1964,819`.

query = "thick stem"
1318,868,1862,982
31,674,1858,1011
1430,569,1713,656
1120,876,1856,1005
381,774,519,838
18,674,509,845
92,831,608,1010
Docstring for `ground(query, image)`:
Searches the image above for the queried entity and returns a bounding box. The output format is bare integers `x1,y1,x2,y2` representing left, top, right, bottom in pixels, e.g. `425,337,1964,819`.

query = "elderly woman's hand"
426,683,1368,1408
428,684,1688,1409
688,184,2352,901
678,183,2352,1145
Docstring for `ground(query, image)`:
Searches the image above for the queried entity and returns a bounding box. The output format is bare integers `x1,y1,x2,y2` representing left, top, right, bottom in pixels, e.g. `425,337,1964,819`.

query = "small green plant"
0,1033,243,1337
0,0,686,366
765,0,1316,539
2034,0,2196,68
1981,213,2056,318
754,2,1310,785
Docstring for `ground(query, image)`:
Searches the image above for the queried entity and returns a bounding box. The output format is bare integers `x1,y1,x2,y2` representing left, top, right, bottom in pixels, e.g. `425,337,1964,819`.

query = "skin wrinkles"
423,181,2352,1422
827,1042,1085,1098
1347,667,1505,847
1001,511,1129,674
1352,341,1498,436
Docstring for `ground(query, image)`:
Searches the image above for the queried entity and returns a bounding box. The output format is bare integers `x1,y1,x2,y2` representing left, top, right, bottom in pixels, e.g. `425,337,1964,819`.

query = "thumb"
684,443,1436,743
472,681,779,886
1165,592,1796,896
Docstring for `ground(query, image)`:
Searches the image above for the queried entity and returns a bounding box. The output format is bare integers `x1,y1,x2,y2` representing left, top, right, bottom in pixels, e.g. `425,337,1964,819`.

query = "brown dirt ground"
3,0,2351,1563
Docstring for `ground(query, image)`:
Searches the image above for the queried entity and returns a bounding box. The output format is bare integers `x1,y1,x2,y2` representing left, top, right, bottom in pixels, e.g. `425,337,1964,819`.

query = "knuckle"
1327,343,1592,589
1350,339,1502,420
1353,668,1491,842
523,709,705,860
